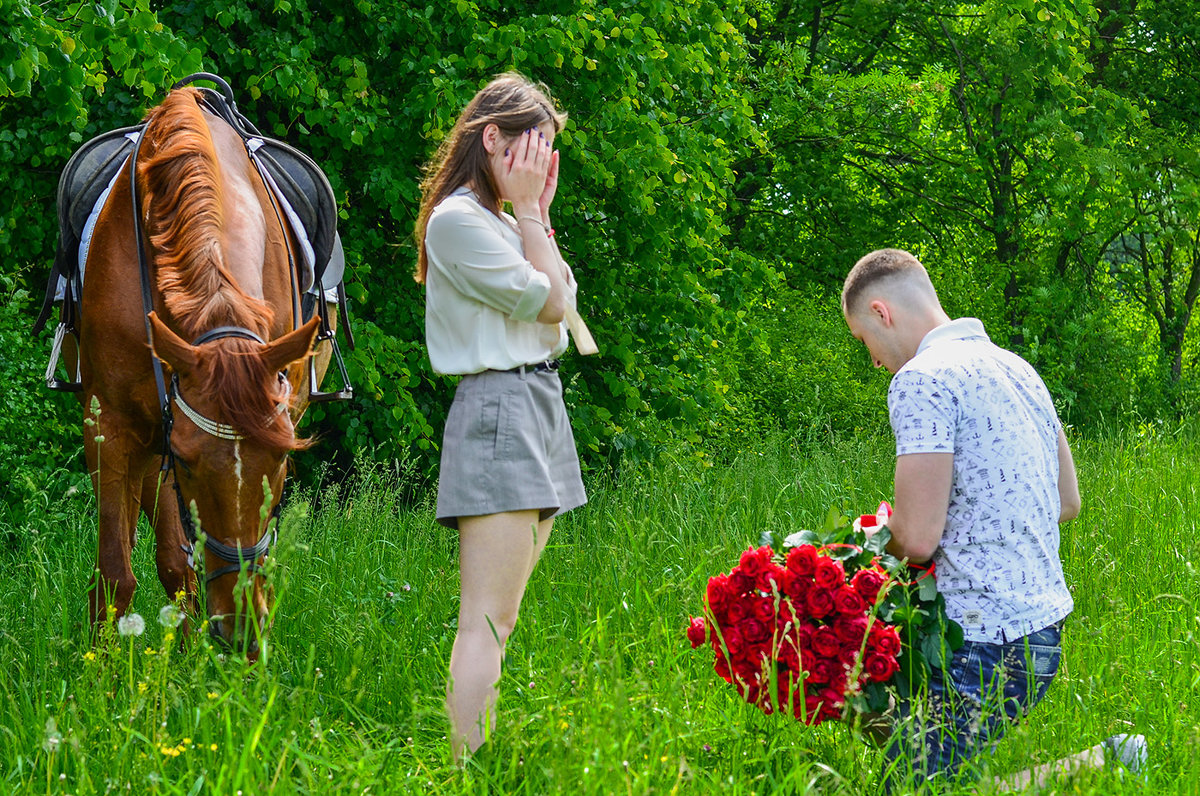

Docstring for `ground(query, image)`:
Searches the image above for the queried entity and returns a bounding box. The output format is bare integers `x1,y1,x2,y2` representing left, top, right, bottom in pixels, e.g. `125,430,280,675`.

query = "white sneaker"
1103,733,1148,775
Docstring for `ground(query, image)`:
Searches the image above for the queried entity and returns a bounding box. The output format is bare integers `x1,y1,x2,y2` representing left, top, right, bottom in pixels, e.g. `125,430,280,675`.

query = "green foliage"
5,0,1200,486
0,273,88,538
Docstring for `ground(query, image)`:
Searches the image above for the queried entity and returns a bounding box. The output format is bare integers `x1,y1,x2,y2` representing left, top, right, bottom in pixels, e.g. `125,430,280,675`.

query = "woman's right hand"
496,128,553,216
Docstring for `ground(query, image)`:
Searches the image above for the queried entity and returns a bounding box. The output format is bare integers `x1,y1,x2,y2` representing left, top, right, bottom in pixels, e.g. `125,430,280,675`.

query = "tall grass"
0,428,1196,794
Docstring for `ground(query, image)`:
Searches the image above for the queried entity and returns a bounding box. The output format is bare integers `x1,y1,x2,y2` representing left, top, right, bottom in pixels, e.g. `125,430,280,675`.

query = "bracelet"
516,215,551,234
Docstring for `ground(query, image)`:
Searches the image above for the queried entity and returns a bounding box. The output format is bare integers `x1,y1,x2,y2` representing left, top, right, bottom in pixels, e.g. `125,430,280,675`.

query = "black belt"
504,359,560,375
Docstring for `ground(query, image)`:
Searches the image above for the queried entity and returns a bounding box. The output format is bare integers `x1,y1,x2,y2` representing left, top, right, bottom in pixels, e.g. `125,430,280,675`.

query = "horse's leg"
140,464,197,631
84,411,145,631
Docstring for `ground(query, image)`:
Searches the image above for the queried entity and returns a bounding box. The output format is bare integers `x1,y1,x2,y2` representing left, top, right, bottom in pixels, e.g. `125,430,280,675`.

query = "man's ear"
868,299,893,328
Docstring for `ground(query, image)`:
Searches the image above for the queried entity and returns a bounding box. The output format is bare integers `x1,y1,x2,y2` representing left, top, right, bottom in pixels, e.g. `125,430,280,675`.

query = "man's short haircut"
842,248,935,315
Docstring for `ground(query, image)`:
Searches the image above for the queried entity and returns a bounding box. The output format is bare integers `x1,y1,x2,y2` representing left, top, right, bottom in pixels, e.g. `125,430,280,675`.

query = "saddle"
36,74,353,400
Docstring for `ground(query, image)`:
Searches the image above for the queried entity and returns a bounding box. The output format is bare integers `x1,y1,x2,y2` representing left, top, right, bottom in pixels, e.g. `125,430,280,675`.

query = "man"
841,249,1141,789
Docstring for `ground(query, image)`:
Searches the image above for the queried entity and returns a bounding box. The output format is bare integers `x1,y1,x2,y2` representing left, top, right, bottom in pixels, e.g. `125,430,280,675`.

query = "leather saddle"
36,74,353,400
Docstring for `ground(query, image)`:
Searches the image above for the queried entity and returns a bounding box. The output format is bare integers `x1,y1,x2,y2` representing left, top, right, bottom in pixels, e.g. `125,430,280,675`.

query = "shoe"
1102,733,1147,774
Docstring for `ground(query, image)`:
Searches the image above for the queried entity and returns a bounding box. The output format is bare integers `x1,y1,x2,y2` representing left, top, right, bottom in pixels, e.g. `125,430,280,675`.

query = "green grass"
1,429,1197,794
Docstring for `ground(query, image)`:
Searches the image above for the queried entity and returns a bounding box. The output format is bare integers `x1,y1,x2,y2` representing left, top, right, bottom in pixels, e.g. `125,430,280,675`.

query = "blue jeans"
881,621,1063,792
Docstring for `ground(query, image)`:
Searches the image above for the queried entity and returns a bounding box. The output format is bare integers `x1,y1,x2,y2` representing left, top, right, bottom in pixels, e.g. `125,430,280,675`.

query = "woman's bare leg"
447,510,554,761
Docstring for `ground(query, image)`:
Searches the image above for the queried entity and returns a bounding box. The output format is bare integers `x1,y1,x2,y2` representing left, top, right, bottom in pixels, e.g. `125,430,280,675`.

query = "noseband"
165,326,291,585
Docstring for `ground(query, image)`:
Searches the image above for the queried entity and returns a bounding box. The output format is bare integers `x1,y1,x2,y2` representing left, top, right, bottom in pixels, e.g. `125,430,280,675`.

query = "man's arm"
1056,426,1081,522
887,452,954,563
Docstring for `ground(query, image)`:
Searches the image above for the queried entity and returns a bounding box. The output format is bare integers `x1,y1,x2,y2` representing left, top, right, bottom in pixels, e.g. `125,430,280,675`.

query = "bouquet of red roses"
686,503,963,725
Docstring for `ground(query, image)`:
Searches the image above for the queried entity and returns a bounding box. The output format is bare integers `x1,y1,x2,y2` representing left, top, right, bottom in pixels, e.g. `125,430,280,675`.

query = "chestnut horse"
78,86,327,655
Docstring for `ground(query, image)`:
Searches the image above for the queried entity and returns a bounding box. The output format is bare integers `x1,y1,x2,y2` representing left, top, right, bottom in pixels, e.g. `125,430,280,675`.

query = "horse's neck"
205,110,269,306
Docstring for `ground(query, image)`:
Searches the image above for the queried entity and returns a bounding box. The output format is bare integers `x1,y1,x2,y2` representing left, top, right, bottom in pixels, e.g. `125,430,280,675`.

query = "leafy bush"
0,273,89,542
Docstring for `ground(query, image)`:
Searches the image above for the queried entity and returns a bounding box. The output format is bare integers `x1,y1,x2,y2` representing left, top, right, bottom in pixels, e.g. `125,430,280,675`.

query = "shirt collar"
915,317,989,356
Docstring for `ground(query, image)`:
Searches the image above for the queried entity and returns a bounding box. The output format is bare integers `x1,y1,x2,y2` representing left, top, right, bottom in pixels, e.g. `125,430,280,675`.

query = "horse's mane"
138,88,302,451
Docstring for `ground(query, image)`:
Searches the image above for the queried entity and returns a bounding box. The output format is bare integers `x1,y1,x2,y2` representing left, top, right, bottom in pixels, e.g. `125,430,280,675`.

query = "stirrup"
45,322,82,392
308,329,352,402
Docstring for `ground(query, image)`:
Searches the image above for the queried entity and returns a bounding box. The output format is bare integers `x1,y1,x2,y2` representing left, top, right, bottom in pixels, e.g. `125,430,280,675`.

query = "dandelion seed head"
117,613,145,637
158,604,184,628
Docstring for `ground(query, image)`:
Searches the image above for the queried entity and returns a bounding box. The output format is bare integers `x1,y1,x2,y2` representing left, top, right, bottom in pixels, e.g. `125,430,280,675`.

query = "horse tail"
137,87,272,338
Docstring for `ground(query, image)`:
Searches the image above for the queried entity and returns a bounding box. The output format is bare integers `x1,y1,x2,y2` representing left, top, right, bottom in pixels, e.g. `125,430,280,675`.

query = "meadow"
1,428,1197,795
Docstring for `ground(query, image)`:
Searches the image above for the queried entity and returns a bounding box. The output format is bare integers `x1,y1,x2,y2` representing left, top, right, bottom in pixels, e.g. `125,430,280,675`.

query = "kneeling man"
842,248,1081,789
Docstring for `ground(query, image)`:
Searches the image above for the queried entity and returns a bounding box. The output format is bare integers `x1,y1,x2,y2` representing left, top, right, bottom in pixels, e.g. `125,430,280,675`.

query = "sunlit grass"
1,428,1196,793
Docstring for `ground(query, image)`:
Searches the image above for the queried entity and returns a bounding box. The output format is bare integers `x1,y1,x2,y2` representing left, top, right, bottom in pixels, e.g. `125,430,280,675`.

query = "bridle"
165,326,293,585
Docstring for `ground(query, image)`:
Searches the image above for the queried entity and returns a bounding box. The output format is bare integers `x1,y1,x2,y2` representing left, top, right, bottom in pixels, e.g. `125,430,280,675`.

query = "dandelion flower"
158,604,185,628
117,613,145,637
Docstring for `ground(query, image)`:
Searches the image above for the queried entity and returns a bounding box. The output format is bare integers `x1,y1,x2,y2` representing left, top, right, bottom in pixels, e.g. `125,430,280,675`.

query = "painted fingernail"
505,148,510,156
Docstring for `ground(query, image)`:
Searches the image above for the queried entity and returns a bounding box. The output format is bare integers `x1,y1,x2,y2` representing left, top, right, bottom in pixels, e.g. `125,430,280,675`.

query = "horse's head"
148,312,319,657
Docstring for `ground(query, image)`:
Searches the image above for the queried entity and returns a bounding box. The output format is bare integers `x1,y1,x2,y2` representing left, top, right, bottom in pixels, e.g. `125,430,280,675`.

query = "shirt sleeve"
425,205,551,323
888,369,958,456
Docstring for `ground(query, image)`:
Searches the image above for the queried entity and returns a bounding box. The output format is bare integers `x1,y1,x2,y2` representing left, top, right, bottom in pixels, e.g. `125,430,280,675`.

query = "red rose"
714,654,732,683
720,625,745,656
833,614,868,647
706,574,733,615
752,596,776,624
809,656,839,684
782,569,812,602
864,652,900,682
687,616,707,648
739,545,774,578
757,563,785,594
868,624,902,658
730,570,755,595
805,586,835,619
813,557,846,590
777,637,800,671
812,626,842,659
819,688,844,720
851,568,887,603
777,600,797,629
793,621,816,652
725,600,749,624
786,545,819,577
837,646,858,667
740,618,770,644
834,585,867,615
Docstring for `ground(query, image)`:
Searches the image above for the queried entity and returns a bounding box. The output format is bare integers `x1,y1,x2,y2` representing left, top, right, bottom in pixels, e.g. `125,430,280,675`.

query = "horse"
75,85,330,657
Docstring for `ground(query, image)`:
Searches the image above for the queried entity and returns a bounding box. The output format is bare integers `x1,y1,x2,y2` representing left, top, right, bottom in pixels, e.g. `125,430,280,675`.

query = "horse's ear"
147,312,199,372
262,316,320,373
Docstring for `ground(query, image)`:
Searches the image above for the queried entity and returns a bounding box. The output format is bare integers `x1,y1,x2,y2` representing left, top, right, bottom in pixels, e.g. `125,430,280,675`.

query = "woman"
414,73,587,760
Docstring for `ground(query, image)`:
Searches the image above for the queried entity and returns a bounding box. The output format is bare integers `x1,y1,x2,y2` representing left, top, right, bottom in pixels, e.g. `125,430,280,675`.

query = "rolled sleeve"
425,205,551,320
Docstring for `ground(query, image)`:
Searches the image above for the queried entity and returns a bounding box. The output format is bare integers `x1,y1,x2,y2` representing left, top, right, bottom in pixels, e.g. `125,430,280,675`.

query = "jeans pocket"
997,641,1060,716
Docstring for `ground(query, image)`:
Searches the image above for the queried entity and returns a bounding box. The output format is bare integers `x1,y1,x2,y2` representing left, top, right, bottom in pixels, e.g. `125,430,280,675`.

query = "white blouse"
424,187,576,375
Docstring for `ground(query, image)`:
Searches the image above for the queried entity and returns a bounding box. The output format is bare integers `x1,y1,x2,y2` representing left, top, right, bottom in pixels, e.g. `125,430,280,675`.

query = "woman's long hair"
413,73,567,283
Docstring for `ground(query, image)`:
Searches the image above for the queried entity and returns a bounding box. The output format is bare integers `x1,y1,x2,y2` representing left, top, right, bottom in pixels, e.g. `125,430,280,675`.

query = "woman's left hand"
538,149,560,222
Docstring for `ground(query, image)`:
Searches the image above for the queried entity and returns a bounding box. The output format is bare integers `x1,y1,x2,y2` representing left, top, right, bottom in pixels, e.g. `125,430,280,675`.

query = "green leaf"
945,618,965,650
921,633,949,669
864,526,891,555
917,572,939,602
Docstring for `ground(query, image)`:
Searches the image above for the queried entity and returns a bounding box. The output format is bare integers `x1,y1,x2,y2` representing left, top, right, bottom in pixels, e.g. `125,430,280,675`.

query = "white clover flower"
117,613,145,637
158,605,184,628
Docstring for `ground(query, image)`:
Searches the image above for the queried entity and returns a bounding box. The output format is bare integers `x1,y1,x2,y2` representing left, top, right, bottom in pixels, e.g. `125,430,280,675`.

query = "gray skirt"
435,368,587,529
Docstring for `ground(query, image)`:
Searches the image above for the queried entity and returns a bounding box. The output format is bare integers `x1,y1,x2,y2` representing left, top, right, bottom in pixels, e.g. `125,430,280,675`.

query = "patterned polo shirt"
888,317,1074,644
